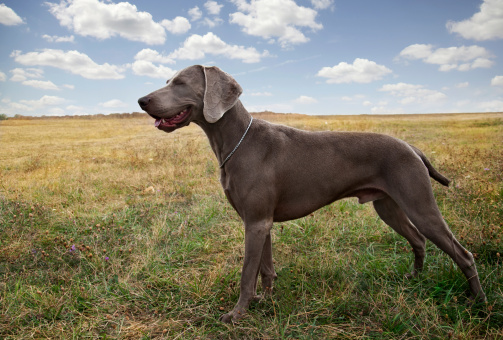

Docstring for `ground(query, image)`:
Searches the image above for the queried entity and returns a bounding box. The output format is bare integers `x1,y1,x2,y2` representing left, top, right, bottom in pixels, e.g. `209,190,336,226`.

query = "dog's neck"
196,100,252,168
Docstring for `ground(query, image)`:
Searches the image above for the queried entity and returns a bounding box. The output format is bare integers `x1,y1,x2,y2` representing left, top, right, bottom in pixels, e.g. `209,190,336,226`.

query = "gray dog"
138,65,485,323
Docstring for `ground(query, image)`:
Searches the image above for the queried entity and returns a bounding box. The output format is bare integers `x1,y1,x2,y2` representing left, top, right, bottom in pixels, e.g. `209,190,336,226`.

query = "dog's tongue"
153,109,190,129
154,118,177,128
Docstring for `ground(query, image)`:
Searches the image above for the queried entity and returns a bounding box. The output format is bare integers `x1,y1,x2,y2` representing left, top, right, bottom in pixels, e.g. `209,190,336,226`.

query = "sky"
0,0,502,117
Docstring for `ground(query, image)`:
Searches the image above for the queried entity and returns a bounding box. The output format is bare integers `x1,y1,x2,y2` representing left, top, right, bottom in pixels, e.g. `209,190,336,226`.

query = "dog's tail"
410,144,451,187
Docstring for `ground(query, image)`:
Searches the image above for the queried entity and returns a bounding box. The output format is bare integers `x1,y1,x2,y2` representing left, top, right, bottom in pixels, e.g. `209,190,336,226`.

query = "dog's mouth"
153,107,191,132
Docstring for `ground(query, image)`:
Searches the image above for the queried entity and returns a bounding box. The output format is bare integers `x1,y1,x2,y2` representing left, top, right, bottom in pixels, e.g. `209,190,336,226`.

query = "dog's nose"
138,96,150,110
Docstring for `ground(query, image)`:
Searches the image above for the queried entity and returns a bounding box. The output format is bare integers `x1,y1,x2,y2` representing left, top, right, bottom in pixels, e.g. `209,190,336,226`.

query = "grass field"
0,112,502,339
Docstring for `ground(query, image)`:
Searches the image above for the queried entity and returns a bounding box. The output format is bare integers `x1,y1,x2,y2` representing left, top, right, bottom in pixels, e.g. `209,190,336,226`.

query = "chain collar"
219,116,253,168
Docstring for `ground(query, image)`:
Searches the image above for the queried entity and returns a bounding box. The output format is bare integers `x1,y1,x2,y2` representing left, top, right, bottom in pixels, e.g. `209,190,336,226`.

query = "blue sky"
0,0,502,116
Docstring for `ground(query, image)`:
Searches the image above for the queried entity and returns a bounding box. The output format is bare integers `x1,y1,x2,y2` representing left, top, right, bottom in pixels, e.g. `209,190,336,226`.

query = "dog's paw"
219,312,234,324
404,271,419,279
252,294,263,302
404,267,424,279
219,308,246,323
467,291,487,306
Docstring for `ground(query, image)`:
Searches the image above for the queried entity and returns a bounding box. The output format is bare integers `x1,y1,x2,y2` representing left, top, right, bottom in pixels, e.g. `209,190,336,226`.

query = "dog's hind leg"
251,232,278,301
373,196,426,278
259,233,277,294
390,176,486,302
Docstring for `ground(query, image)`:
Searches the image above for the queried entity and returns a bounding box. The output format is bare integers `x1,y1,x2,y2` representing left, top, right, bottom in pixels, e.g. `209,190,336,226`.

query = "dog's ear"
203,66,242,123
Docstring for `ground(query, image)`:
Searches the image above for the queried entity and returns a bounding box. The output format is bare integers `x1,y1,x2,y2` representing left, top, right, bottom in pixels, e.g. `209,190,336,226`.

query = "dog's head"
138,65,242,133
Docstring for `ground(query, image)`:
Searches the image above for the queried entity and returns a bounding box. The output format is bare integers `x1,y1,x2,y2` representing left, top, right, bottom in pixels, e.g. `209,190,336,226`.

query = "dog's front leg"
220,219,272,323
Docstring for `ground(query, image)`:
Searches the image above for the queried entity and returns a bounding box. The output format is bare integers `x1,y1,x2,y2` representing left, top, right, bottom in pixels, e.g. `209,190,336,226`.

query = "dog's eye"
173,79,185,86
166,79,171,84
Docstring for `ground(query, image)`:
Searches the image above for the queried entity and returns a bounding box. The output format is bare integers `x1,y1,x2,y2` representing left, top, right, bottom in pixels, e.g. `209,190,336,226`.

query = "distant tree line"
2,111,303,121
7,112,150,120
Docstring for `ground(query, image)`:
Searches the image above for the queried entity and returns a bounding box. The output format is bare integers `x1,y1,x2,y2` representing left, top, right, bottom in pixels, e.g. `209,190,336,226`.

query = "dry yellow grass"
1,117,220,216
2,112,500,215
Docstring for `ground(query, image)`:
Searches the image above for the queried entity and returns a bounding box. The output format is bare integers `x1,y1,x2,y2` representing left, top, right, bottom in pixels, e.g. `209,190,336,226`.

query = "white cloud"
456,82,469,88
11,49,125,79
0,4,24,26
168,32,269,63
46,0,187,45
66,104,86,115
0,71,6,81
21,95,65,107
398,44,494,71
10,68,44,82
310,0,334,10
294,95,317,104
134,48,175,64
458,56,493,71
202,17,224,28
1,95,67,114
478,100,503,111
250,91,272,96
9,68,67,91
317,58,392,84
397,43,432,60
133,48,180,79
246,102,294,113
205,1,223,15
454,100,471,108
370,106,405,115
188,6,202,21
187,2,225,28
100,99,127,108
67,105,83,110
1,100,30,113
131,60,177,79
160,16,191,34
491,75,503,86
362,100,372,106
22,80,60,90
48,107,66,116
447,0,503,41
229,0,323,48
379,83,447,105
42,34,75,43
63,84,75,89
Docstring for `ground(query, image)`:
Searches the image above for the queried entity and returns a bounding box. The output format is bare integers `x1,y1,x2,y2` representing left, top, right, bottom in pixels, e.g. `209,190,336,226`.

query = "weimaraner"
138,65,486,323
